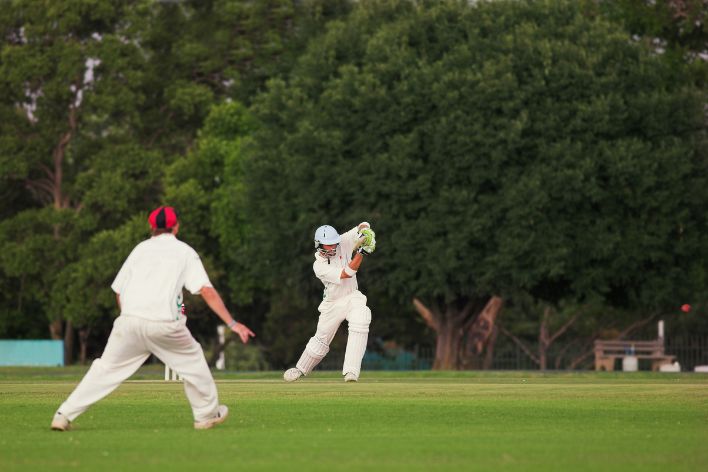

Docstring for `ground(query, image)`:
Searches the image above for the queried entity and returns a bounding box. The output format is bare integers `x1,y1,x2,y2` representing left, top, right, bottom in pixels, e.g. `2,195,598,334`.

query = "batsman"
284,222,376,383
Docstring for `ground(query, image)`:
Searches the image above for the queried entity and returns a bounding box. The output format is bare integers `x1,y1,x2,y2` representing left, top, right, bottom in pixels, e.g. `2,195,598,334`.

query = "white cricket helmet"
314,225,341,258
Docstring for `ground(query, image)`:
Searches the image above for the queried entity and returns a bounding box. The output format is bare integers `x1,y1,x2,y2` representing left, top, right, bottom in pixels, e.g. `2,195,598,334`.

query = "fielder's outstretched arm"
200,286,255,343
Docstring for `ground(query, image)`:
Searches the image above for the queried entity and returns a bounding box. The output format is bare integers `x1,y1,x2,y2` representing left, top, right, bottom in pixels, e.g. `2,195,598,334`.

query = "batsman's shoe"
344,372,358,382
194,405,229,430
51,412,71,432
283,367,303,382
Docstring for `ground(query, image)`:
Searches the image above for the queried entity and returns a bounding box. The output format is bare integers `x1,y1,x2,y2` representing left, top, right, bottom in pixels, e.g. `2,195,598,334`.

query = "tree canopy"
1,0,706,369
239,0,707,367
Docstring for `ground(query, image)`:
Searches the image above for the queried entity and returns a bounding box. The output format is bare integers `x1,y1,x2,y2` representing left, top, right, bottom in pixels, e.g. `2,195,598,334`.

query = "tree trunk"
413,296,501,370
501,304,582,370
78,327,91,365
64,320,74,365
433,320,464,370
42,108,77,352
482,325,499,370
49,319,63,340
462,296,503,368
539,307,550,371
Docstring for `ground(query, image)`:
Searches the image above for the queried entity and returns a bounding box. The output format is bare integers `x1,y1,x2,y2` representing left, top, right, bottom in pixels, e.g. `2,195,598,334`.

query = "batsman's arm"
342,222,371,250
200,286,255,343
341,252,363,279
340,222,374,279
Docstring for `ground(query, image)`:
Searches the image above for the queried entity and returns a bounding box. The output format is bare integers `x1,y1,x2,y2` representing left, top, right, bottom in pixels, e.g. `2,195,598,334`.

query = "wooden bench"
594,339,676,371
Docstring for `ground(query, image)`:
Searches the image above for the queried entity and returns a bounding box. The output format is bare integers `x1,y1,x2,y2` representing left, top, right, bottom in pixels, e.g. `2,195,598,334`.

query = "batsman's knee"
348,306,371,334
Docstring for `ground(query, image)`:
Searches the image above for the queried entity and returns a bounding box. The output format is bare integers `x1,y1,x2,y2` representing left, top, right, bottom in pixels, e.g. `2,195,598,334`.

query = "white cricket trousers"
57,315,219,423
297,291,371,377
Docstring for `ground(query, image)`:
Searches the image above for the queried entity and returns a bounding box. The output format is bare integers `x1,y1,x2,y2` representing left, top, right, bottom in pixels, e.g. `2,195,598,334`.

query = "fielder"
284,222,376,382
51,206,255,431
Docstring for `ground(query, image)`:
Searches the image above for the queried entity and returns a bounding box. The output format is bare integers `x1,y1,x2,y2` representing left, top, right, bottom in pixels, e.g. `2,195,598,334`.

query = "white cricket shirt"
313,225,361,304
111,233,212,321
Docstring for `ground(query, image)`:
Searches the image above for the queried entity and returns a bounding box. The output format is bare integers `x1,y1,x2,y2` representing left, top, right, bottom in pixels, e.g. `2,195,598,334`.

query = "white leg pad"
296,336,330,375
342,330,368,378
348,306,371,334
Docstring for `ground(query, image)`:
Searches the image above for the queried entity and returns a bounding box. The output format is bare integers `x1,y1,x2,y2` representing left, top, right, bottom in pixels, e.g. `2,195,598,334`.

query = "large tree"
240,0,707,369
0,1,158,361
0,0,351,362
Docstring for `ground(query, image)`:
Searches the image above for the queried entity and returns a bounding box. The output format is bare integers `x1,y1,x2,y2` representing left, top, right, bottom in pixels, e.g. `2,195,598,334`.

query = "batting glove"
357,228,376,247
358,242,376,255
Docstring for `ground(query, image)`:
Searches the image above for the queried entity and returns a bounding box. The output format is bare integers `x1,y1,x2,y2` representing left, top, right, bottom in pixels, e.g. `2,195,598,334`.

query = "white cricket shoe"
283,368,303,382
344,372,358,382
51,412,71,431
194,404,229,430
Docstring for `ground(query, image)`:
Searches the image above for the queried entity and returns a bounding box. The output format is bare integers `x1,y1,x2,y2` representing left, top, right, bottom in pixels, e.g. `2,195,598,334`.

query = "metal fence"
665,336,708,372
316,336,708,372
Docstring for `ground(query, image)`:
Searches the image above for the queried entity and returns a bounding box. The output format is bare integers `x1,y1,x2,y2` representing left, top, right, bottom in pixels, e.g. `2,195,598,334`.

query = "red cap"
148,206,178,229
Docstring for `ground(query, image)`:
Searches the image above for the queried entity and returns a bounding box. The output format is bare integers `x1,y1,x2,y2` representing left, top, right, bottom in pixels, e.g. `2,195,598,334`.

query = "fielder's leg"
53,316,150,429
146,317,221,426
343,305,372,381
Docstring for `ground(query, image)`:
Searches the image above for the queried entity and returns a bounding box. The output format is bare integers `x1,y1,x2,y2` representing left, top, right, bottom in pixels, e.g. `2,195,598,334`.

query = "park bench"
594,339,676,371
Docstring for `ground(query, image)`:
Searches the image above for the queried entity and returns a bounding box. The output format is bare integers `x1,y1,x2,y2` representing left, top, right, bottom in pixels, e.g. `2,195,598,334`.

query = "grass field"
1,367,707,471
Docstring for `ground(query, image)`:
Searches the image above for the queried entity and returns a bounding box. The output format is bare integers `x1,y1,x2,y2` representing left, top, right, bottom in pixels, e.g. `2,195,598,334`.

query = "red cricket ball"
680,304,691,313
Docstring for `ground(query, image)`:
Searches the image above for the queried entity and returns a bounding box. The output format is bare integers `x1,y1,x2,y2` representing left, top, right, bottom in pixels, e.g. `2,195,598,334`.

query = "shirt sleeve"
341,225,360,247
339,225,363,256
111,249,135,294
184,249,213,295
313,260,342,285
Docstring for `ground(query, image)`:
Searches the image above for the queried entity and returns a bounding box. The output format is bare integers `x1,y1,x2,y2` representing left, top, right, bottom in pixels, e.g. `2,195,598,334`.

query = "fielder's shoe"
50,412,71,431
283,368,303,382
344,372,358,382
194,405,229,430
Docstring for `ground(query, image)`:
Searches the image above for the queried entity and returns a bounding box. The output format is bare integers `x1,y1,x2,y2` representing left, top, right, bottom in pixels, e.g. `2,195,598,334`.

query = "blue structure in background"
362,348,433,370
0,340,64,366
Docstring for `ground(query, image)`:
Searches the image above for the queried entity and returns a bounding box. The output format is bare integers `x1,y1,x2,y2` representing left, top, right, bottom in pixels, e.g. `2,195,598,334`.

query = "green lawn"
1,368,707,471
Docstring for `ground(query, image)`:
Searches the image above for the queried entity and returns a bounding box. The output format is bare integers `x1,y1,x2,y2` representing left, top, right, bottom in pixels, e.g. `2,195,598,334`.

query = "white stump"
216,325,226,371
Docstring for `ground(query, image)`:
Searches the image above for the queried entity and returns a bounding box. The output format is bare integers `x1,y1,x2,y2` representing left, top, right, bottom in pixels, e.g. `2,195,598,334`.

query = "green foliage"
165,101,256,301
51,216,147,328
597,0,708,85
161,101,263,346
241,0,707,350
0,1,347,356
74,144,168,218
212,339,270,372
1,0,705,367
0,208,80,330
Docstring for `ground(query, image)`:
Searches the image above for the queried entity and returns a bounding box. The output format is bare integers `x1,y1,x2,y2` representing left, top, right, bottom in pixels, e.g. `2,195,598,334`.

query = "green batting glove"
358,228,376,247
358,244,375,255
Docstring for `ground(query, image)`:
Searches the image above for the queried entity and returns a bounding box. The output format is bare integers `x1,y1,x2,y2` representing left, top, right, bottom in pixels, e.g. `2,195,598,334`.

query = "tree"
0,0,351,363
0,1,156,360
161,101,262,358
597,0,708,84
240,0,707,369
51,216,147,364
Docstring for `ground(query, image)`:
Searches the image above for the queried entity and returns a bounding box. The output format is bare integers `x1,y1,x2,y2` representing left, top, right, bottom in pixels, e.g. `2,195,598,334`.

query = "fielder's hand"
231,322,256,344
